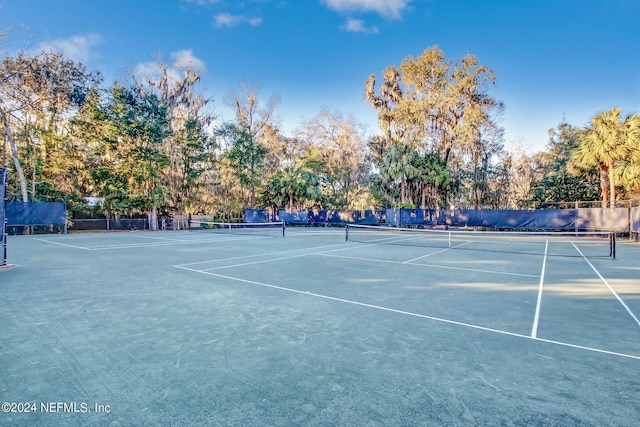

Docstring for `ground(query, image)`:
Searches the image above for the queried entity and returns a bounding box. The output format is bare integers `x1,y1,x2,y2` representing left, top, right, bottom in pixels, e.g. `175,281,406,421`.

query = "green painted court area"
1,228,639,426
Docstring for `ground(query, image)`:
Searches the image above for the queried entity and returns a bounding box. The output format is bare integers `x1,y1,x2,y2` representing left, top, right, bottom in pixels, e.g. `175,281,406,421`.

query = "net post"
610,232,616,259
346,224,349,242
282,221,286,237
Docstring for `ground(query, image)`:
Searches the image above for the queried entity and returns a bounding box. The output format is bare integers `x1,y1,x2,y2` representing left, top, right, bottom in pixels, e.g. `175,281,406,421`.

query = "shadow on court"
1,229,639,426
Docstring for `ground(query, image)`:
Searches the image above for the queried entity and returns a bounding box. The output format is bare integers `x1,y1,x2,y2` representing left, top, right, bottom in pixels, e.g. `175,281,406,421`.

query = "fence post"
63,196,68,234
1,166,7,266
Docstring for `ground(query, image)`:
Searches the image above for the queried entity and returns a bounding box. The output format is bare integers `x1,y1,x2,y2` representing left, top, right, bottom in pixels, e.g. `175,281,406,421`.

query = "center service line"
531,240,549,338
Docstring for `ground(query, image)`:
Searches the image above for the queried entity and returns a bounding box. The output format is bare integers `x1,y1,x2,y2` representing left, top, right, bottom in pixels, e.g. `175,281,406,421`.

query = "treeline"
1,47,639,227
364,47,640,210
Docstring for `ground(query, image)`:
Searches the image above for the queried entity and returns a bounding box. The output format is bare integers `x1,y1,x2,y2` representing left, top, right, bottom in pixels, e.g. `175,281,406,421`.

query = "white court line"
90,234,274,250
355,233,444,246
199,243,369,271
177,242,354,267
35,234,272,251
186,242,538,278
286,230,344,235
201,253,313,271
319,253,540,278
403,247,452,263
179,251,278,267
174,264,640,361
178,241,539,278
572,242,640,328
33,238,91,250
402,241,474,264
531,240,549,338
128,233,199,242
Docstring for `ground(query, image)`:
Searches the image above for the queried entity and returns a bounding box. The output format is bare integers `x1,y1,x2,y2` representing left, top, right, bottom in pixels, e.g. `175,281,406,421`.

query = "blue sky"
2,0,639,153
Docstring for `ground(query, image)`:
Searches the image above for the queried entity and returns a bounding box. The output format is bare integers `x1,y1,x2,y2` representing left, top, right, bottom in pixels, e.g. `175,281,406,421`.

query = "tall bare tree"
0,51,102,201
224,82,279,139
222,82,280,209
134,60,216,223
294,108,369,208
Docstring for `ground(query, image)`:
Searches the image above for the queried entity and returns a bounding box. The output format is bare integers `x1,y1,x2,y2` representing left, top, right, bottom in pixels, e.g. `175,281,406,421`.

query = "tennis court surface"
1,227,639,426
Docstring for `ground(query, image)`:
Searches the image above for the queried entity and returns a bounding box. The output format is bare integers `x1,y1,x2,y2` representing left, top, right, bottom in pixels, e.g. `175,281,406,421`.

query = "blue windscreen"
7,201,66,226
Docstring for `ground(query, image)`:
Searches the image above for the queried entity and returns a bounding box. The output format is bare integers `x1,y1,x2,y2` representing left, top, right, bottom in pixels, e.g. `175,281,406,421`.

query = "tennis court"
1,226,639,426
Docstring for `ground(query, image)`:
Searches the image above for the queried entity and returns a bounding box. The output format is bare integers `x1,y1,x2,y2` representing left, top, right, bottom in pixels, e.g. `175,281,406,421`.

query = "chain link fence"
630,198,640,241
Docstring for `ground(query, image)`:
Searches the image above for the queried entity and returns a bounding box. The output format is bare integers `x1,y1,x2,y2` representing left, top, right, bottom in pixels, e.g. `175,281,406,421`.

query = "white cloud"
215,12,263,28
133,50,207,86
322,0,411,19
32,34,102,63
215,12,242,28
340,18,379,34
132,61,166,82
171,49,207,73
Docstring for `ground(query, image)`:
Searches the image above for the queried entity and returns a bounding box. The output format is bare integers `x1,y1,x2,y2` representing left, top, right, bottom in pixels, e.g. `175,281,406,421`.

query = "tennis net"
345,224,616,259
190,220,285,237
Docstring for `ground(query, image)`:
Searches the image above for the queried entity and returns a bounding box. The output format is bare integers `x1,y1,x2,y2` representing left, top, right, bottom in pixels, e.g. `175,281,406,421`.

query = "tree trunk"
1,110,29,202
149,205,158,231
609,159,616,208
599,165,609,208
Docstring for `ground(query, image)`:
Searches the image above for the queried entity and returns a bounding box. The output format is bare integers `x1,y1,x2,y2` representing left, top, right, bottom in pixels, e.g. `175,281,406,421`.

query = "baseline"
34,233,272,251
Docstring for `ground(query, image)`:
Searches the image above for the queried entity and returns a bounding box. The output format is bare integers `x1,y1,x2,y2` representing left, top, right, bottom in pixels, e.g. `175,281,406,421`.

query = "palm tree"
417,152,450,209
618,163,640,196
574,108,640,207
266,162,322,213
276,166,304,212
381,142,419,205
